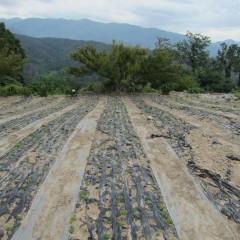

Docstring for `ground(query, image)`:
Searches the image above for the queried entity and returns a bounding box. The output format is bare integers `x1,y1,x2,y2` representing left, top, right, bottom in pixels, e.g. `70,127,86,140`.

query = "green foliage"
0,23,26,83
120,209,128,216
117,220,124,227
217,43,240,78
160,209,169,218
0,83,24,96
176,31,211,75
69,226,75,234
16,214,23,221
233,88,240,99
142,83,158,93
69,41,148,93
69,215,77,224
79,189,88,202
16,34,110,81
103,233,110,240
0,76,19,86
165,218,173,225
173,75,199,92
198,69,234,92
187,87,206,94
146,48,189,94
21,87,32,97
6,224,15,233
26,71,78,96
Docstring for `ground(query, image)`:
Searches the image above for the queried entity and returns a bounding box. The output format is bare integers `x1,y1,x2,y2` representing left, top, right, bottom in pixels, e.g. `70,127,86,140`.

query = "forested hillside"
15,34,110,80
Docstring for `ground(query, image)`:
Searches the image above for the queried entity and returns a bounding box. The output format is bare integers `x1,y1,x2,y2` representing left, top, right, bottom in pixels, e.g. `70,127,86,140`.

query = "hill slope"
15,34,110,80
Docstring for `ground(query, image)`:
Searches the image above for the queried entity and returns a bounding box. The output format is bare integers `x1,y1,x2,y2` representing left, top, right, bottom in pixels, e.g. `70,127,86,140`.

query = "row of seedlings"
184,93,240,107
69,96,178,240
0,96,81,138
0,96,59,119
0,97,34,113
131,95,240,224
171,95,240,115
0,96,99,240
150,94,240,136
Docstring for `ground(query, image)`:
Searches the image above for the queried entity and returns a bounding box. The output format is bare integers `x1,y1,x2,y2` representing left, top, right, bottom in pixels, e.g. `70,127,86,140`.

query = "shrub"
233,88,240,99
22,87,32,97
143,83,157,93
0,83,24,96
187,87,206,94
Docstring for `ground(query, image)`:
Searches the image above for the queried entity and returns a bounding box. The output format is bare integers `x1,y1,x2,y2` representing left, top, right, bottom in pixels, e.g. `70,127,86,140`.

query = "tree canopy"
0,23,26,85
176,31,211,75
68,41,149,92
68,40,196,93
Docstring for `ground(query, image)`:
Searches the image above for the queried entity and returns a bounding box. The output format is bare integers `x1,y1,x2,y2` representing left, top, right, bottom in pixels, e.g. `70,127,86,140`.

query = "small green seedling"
69,225,75,234
120,209,128,216
70,215,77,224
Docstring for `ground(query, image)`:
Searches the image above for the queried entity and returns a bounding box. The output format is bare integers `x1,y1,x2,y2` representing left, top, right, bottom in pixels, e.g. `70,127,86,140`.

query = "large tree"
176,31,211,75
146,47,196,94
216,42,239,78
68,41,148,92
0,22,26,85
232,46,240,86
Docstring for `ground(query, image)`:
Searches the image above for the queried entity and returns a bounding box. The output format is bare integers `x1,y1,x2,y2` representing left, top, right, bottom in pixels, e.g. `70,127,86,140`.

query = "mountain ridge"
1,17,239,47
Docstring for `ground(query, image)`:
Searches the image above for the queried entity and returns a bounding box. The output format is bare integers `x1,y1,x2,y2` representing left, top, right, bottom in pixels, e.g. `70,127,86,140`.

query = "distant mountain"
2,18,239,56
2,18,185,49
15,34,110,80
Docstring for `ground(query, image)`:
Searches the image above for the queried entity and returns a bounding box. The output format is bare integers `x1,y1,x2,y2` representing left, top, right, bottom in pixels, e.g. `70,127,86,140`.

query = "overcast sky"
0,0,240,41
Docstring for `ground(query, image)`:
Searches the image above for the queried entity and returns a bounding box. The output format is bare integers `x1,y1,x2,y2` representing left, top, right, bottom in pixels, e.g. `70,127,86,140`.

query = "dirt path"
12,96,106,240
0,97,86,156
122,96,238,240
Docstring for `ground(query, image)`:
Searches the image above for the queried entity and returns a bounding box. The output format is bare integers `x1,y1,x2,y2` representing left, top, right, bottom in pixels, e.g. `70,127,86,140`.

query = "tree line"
0,22,240,96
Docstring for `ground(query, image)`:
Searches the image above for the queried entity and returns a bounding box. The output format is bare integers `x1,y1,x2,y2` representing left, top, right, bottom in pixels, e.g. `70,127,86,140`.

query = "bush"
0,76,19,86
22,87,32,97
0,83,24,96
142,83,157,93
174,75,199,91
233,88,240,99
187,87,206,94
198,70,235,93
38,86,48,97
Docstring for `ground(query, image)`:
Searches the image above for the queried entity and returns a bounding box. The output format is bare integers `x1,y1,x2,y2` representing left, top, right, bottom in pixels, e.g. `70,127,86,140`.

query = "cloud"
0,0,240,41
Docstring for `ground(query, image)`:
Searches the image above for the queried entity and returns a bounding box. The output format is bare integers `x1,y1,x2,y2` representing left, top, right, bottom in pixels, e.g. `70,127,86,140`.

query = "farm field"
0,93,239,240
